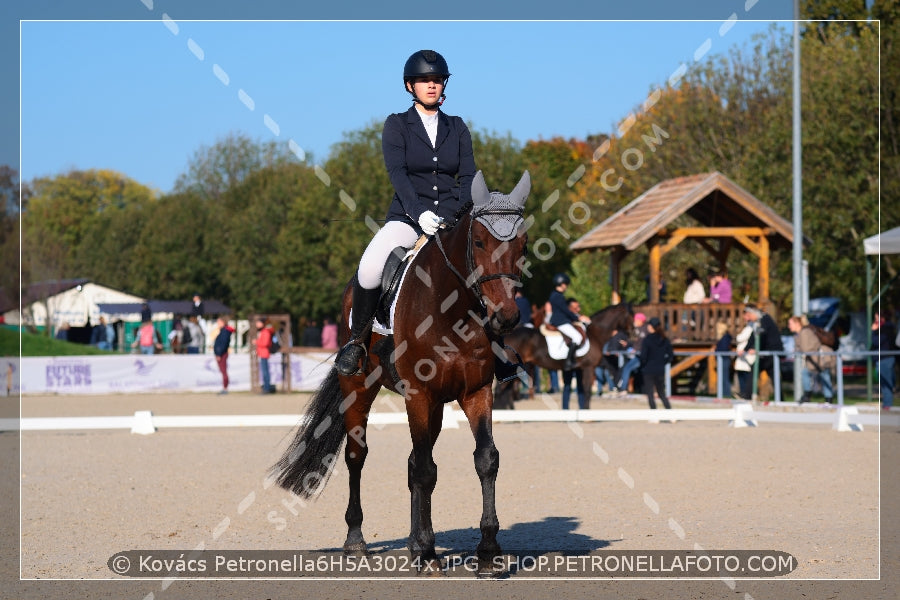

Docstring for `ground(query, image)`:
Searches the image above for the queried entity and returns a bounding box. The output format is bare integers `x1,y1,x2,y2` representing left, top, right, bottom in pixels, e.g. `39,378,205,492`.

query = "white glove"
418,210,441,235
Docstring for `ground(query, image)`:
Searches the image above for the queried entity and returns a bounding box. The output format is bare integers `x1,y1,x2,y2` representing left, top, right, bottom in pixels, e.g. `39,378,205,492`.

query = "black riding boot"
335,282,381,376
564,342,578,371
494,356,525,384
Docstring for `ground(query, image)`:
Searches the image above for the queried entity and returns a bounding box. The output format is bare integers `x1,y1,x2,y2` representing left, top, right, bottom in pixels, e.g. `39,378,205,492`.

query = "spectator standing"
321,317,339,350
133,320,161,355
140,302,152,323
302,319,322,347
560,297,588,409
255,318,276,394
639,317,674,410
788,315,834,404
184,315,203,354
90,316,112,350
872,312,897,409
733,323,755,400
714,321,733,398
213,317,235,395
739,304,784,401
55,322,70,341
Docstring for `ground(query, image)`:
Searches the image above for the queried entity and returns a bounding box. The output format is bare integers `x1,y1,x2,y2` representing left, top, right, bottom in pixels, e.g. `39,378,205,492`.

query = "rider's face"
407,76,444,104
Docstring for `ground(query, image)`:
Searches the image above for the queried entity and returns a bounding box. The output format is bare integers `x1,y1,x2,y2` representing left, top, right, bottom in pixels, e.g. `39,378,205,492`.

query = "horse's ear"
471,170,490,208
510,170,531,208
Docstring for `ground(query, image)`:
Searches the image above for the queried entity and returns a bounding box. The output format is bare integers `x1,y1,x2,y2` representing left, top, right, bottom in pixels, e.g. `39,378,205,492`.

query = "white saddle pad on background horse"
540,327,591,361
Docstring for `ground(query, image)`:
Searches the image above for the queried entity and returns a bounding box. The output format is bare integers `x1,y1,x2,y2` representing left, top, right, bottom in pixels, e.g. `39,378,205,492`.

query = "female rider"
335,49,476,376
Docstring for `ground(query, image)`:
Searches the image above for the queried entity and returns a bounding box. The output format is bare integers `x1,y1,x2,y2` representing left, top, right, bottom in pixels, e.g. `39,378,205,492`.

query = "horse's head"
468,170,530,336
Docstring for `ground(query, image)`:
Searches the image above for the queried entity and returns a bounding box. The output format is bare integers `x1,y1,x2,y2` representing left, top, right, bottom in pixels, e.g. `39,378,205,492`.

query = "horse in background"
494,303,634,408
271,171,531,576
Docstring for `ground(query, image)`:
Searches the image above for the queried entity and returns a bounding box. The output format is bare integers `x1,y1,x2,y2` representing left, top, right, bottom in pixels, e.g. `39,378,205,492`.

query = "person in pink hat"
609,312,649,396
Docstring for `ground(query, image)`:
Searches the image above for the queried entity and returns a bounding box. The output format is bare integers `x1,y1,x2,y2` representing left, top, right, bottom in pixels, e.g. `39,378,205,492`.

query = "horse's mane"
453,200,474,223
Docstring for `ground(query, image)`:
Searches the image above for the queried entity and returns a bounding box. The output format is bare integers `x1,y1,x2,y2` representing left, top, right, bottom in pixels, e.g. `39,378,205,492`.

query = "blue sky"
15,2,794,193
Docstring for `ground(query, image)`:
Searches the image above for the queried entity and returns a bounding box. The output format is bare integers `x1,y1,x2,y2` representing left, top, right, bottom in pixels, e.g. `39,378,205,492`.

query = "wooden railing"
635,303,748,343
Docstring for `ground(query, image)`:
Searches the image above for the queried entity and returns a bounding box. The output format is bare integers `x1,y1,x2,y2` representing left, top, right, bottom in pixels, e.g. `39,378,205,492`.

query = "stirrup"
335,340,368,376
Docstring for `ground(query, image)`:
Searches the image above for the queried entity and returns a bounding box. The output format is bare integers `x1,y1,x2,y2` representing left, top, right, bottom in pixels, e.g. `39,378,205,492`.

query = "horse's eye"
474,239,485,249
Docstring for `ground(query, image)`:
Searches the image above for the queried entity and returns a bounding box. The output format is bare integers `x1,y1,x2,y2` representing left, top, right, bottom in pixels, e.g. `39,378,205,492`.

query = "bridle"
434,206,525,313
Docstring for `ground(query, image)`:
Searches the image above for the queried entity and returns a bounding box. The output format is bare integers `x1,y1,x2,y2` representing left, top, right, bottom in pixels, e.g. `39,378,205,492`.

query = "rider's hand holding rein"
418,210,442,235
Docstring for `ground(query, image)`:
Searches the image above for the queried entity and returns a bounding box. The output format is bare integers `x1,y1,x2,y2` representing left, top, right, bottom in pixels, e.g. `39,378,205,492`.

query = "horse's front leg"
459,386,502,575
406,400,442,572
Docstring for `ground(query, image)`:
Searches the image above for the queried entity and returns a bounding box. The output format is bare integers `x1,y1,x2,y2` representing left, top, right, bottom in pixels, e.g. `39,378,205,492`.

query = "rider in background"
547,273,592,370
335,49,475,376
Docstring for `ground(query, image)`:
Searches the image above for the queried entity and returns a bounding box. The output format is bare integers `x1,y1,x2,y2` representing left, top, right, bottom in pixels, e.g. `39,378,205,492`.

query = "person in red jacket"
255,318,276,394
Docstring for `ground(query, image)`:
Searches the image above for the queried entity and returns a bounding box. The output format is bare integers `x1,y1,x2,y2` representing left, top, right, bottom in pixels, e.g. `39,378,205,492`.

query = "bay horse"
495,304,633,407
271,170,531,575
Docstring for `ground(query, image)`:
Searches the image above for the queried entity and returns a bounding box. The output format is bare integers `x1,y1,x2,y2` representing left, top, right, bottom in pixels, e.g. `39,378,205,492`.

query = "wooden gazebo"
571,172,803,392
570,172,793,342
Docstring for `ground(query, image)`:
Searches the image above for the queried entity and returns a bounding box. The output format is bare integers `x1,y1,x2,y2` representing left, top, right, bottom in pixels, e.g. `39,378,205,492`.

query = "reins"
434,207,524,312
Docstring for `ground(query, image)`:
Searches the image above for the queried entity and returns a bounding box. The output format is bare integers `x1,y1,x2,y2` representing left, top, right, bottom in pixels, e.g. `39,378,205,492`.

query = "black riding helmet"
553,273,571,287
403,50,450,108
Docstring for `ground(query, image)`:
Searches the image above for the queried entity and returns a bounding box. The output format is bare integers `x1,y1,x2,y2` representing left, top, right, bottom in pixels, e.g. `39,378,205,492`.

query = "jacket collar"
405,105,450,149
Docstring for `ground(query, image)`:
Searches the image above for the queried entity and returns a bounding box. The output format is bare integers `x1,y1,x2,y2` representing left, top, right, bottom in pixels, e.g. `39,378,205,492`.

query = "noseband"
434,206,524,313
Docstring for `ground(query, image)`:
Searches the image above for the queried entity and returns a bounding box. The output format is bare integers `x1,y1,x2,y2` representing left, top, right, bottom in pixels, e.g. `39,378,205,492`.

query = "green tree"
173,131,302,201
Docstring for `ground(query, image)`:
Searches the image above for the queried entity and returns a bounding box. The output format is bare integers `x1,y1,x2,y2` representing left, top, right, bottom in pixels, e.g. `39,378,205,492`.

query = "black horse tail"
271,367,347,499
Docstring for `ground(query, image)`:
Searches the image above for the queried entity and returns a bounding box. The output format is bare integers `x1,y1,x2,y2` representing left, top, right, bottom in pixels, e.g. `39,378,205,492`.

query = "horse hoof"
343,542,368,556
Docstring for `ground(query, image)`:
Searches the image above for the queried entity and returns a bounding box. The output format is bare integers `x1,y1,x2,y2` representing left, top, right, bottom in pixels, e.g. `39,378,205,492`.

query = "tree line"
3,7,896,329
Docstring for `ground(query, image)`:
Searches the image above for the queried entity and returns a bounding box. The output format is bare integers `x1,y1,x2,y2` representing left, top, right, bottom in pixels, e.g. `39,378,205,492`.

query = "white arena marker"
617,467,634,489
720,14,738,37
238,89,255,111
131,410,155,435
213,64,230,85
643,492,659,514
288,139,305,161
264,114,280,136
187,38,204,61
567,421,584,439
729,402,757,428
834,406,862,432
161,14,178,35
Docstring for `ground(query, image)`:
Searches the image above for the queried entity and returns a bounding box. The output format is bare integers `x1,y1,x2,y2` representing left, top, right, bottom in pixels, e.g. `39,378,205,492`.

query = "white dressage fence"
6,402,897,435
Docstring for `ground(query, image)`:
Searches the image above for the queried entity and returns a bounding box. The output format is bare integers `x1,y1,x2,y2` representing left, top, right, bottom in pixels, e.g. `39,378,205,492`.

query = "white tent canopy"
863,226,900,256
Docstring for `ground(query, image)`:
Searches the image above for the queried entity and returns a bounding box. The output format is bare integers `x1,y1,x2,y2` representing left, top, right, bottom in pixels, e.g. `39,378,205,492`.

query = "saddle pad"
545,334,591,361
349,245,421,336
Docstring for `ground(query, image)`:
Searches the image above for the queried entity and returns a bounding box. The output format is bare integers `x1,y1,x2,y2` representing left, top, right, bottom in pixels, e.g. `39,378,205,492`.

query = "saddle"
375,246,413,328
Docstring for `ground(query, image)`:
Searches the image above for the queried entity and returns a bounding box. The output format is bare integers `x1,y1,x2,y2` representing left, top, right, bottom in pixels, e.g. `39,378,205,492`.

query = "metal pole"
792,2,804,402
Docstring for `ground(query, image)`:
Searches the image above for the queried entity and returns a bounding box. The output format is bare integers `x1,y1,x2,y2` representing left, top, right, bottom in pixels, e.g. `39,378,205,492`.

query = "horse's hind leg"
341,377,378,555
459,387,502,574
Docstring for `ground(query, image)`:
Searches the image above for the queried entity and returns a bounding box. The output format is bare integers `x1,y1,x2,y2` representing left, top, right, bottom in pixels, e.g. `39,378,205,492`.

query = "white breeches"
357,220,420,290
556,322,584,345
